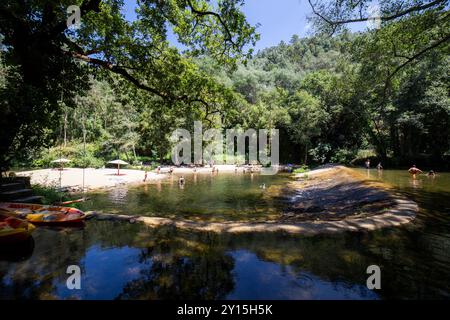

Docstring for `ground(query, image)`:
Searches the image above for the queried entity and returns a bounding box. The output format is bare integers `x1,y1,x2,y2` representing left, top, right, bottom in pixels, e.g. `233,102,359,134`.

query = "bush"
32,142,105,169
308,143,332,164
331,149,357,164
350,149,377,166
32,185,69,205
293,165,309,174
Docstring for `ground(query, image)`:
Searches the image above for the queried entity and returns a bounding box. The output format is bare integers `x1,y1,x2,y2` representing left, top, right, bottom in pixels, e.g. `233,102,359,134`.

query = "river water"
1,170,449,299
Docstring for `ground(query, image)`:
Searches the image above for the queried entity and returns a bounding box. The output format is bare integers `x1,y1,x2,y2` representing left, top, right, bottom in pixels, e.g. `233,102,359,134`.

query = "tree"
0,0,258,173
286,90,328,164
308,0,449,103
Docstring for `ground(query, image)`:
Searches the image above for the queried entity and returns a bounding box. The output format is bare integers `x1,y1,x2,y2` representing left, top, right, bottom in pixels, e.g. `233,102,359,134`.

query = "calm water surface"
1,170,449,299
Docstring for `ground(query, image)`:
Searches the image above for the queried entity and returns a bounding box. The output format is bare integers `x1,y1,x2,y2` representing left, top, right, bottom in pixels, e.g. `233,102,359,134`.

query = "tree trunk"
304,143,308,165
132,145,138,163
63,110,68,147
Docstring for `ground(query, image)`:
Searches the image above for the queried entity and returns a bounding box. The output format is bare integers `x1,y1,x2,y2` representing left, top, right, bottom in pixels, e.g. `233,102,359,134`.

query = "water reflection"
0,222,382,300
226,250,377,300
108,187,129,204
0,237,35,262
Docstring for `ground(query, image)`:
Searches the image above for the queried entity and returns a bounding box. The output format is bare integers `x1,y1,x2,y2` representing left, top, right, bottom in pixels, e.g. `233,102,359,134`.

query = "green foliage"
31,185,69,205
32,142,104,169
292,165,309,174
330,149,356,164
308,143,332,164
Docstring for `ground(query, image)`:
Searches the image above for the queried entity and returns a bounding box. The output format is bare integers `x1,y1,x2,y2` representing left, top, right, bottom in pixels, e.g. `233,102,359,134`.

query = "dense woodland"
1,0,449,171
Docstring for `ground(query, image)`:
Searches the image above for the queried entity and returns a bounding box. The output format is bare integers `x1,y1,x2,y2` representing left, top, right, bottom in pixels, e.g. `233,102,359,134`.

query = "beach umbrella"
51,158,71,170
108,159,129,175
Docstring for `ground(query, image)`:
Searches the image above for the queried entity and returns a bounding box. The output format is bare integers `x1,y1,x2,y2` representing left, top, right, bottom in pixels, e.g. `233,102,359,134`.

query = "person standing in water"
376,162,383,171
365,159,371,169
408,165,423,179
143,170,148,182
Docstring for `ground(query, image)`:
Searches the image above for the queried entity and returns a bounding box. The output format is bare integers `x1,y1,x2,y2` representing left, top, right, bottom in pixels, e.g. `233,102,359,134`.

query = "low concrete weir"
85,166,418,235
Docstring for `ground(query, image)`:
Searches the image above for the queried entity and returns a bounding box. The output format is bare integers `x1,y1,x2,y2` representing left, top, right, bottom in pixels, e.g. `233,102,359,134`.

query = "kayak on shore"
0,203,86,225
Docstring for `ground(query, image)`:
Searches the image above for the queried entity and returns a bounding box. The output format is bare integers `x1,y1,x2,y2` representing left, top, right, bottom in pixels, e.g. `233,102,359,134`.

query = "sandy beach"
16,168,166,191
15,165,253,190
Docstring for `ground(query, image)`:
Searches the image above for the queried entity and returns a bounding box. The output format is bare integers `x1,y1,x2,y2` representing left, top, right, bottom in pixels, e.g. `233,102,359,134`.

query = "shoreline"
15,168,167,192
14,164,278,192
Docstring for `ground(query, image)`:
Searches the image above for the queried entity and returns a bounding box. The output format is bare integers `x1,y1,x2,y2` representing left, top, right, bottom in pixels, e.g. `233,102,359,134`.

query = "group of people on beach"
364,159,437,179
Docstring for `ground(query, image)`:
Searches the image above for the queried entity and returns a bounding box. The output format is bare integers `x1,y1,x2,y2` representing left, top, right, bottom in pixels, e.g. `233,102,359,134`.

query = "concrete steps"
13,195,44,203
0,179,42,204
0,182,24,192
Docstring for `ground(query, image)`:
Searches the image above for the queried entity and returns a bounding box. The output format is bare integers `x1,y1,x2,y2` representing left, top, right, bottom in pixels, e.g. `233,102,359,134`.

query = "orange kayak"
0,203,86,225
0,211,36,243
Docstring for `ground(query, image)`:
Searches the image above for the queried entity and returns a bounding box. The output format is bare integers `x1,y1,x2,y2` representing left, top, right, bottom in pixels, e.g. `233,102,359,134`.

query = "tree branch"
309,0,447,26
385,32,450,90
186,0,237,48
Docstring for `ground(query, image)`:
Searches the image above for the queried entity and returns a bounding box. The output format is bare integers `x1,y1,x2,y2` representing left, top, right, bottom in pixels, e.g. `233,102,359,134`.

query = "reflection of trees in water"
0,221,148,299
116,230,235,300
1,215,449,299
0,228,87,299
222,228,450,299
0,237,35,262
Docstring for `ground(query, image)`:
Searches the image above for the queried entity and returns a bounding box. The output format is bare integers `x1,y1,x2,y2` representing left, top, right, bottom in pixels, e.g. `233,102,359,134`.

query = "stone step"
0,182,25,192
12,195,43,204
0,188,33,201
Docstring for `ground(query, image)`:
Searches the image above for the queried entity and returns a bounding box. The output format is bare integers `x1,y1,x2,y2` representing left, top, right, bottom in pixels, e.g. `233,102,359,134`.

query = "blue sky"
242,0,313,51
122,0,365,52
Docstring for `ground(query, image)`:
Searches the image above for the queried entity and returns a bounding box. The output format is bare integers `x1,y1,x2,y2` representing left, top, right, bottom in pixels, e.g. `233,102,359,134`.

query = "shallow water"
78,173,290,221
1,169,449,299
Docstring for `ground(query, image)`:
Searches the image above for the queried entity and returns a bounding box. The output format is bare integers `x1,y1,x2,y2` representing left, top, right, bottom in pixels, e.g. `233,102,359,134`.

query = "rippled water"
1,170,449,299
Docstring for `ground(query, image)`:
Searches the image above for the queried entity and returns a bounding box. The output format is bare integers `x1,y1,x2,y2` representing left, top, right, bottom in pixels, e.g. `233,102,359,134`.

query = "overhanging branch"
308,0,447,26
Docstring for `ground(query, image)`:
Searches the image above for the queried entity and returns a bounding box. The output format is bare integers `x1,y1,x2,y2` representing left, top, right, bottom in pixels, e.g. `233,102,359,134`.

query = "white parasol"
107,159,129,175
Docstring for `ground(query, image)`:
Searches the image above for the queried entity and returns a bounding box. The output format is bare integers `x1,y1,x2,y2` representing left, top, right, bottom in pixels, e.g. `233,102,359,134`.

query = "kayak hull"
0,203,87,225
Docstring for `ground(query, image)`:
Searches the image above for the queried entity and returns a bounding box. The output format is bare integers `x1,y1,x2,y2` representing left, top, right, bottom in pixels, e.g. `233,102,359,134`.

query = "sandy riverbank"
15,164,257,190
16,168,167,191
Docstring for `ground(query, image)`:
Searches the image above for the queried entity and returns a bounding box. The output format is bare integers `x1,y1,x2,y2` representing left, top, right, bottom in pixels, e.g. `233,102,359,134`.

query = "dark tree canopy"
0,0,258,170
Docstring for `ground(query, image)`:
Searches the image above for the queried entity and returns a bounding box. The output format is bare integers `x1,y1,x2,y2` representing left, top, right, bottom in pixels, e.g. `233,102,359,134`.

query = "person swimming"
408,165,423,179
427,170,436,177
179,176,185,185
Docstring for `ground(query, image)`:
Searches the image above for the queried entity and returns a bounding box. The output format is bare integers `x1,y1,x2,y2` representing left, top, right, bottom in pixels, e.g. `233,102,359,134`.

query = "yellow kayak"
0,210,36,243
